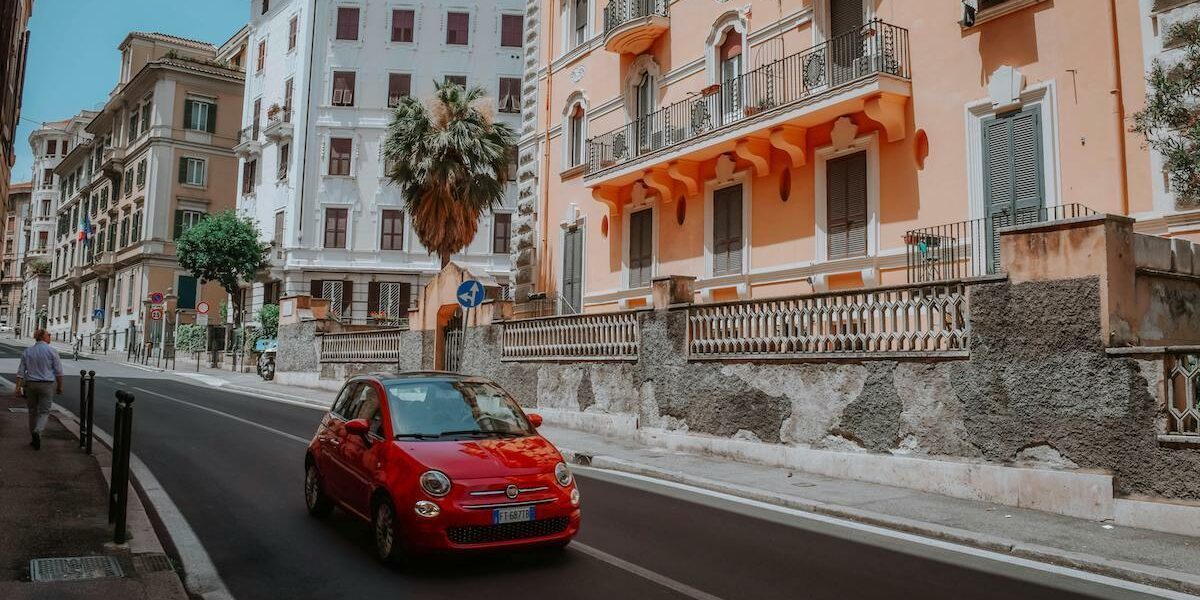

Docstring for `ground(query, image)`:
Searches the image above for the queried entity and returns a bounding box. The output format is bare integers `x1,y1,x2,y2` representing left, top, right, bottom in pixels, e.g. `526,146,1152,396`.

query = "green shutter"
183,100,193,130
173,210,184,240
982,105,1044,273
563,227,583,314
206,102,218,134
178,157,188,183
177,276,198,309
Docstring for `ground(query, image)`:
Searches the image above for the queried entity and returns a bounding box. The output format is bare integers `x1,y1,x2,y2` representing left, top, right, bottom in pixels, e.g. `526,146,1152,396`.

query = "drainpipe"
1107,0,1131,216
538,2,557,294
297,0,319,249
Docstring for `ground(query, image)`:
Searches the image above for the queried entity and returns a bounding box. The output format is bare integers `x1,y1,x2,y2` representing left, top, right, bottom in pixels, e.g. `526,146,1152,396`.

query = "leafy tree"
257,304,279,338
26,260,50,277
175,211,267,329
175,323,207,352
1133,18,1200,207
382,82,517,267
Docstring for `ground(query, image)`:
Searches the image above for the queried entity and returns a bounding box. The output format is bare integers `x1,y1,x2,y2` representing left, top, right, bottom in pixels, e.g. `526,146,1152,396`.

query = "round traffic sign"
196,301,210,315
149,292,164,305
150,307,164,321
456,280,485,309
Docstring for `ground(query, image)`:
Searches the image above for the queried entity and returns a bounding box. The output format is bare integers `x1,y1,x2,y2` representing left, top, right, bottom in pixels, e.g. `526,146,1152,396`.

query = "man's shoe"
31,432,40,450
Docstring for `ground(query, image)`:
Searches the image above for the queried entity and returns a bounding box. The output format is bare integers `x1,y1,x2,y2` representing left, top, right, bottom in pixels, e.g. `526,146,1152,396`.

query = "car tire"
372,497,404,567
304,463,333,518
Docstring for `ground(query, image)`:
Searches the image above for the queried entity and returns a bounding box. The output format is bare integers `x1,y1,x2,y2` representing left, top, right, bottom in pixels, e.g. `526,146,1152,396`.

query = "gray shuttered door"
712,184,744,276
562,227,583,315
830,0,864,85
983,105,1044,273
827,151,868,260
628,209,653,288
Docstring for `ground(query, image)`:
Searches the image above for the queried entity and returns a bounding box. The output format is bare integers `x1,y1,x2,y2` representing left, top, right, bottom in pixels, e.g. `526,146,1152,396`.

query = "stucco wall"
456,277,1197,501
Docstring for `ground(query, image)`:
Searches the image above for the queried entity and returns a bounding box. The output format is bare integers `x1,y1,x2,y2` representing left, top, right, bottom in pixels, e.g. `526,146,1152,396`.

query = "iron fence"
603,0,668,35
503,311,640,361
319,329,405,363
586,19,910,177
1167,354,1200,437
904,203,1097,283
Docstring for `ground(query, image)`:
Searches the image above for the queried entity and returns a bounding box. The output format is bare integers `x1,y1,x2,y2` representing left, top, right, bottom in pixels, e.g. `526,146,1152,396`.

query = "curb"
558,448,1200,597
50,402,235,600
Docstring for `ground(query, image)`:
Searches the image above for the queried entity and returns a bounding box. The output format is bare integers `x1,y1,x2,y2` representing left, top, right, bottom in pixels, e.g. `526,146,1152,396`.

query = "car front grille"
447,517,571,545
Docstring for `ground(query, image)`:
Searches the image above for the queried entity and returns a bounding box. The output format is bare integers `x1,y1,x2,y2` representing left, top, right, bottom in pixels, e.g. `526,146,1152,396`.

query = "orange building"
515,0,1174,313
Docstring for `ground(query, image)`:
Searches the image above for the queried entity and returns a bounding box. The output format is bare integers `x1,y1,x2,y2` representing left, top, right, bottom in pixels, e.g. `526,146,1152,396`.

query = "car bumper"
401,504,581,552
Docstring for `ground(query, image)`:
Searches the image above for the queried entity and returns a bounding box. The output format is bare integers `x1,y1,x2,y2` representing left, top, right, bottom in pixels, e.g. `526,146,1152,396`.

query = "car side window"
331,382,359,419
354,385,384,438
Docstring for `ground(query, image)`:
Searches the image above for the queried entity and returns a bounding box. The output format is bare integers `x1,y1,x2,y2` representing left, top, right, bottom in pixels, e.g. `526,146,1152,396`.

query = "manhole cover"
29,556,124,582
8,407,28,413
133,553,173,574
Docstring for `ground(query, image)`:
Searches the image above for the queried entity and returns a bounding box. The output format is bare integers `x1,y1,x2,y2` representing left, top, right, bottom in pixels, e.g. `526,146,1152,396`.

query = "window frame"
498,77,521,114
328,137,354,177
388,73,412,108
492,212,512,255
391,8,416,44
180,156,208,188
500,13,523,48
331,70,357,107
323,207,350,249
335,6,362,41
446,11,470,46
380,209,404,251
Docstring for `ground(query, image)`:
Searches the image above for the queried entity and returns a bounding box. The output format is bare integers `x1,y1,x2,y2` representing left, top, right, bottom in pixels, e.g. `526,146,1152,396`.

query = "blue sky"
12,0,248,183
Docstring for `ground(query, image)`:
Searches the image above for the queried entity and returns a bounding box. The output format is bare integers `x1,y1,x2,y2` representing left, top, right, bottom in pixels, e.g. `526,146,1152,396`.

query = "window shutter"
398,283,412,314
982,106,1044,272
563,227,583,314
629,209,652,287
827,157,849,260
713,185,743,276
1010,108,1043,224
206,103,217,133
183,101,193,129
173,209,184,240
845,153,868,258
178,157,187,183
342,280,354,314
367,281,380,314
310,279,323,298
830,0,864,37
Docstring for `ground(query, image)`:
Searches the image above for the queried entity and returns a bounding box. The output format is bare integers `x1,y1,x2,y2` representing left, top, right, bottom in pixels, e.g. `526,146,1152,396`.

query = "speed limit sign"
150,307,164,321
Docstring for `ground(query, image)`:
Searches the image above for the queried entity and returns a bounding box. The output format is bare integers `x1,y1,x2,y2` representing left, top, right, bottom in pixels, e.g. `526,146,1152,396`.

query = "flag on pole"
78,213,93,244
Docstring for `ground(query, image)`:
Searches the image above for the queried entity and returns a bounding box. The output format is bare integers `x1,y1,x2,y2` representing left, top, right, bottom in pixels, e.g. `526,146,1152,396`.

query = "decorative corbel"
643,169,677,204
863,94,908,143
734,138,771,177
592,185,623,219
769,125,807,169
666,160,701,198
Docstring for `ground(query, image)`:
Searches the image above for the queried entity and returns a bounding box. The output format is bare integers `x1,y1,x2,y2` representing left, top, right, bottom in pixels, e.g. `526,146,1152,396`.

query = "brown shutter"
310,279,323,298
826,151,867,260
367,281,380,314
399,283,412,314
712,185,743,276
342,280,354,314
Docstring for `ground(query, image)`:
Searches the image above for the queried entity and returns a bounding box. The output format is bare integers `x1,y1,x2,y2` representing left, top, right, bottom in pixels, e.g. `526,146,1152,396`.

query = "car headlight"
419,470,451,497
554,462,573,487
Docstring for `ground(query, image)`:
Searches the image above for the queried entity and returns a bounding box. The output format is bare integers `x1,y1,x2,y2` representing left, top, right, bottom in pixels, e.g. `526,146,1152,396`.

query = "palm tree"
382,82,517,267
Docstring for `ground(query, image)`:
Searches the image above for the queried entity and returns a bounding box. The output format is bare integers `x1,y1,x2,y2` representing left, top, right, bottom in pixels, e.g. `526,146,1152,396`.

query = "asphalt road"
0,340,1174,600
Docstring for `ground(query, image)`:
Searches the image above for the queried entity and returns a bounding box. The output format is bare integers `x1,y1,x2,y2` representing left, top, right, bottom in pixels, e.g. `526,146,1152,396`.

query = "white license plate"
493,506,535,524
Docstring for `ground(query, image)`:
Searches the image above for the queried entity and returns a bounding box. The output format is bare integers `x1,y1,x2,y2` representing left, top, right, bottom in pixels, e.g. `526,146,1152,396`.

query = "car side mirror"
345,418,370,437
527,413,543,428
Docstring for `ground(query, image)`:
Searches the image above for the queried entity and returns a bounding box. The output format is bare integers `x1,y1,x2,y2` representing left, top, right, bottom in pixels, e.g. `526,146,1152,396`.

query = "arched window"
719,30,743,84
568,103,586,167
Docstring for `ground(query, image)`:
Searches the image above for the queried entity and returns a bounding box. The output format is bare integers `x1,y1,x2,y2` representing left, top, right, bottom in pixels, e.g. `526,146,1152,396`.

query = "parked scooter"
256,338,278,381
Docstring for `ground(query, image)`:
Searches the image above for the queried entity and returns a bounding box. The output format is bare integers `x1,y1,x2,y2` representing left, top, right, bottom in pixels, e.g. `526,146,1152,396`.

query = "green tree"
257,304,279,338
382,82,517,267
176,211,267,329
1133,18,1200,207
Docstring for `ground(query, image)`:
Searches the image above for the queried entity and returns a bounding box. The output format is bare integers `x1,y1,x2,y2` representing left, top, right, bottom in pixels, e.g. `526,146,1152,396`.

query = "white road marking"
571,542,725,600
575,467,1197,600
133,386,310,444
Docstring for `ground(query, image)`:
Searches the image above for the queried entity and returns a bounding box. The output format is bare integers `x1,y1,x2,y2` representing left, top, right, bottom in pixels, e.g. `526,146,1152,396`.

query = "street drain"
133,553,174,574
29,556,124,582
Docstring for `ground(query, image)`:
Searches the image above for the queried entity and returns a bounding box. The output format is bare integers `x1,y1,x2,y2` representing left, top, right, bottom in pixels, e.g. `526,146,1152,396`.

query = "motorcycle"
256,339,278,381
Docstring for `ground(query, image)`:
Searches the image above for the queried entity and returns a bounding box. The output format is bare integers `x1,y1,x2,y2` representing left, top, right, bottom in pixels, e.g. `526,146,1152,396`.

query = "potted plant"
701,83,722,96
266,103,282,120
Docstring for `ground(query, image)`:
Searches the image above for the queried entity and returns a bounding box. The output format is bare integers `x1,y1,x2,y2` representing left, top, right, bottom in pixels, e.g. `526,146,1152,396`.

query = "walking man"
14,329,64,450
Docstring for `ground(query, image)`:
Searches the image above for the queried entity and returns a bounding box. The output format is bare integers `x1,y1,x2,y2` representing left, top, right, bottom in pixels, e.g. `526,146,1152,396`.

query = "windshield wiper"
394,433,440,440
437,429,523,437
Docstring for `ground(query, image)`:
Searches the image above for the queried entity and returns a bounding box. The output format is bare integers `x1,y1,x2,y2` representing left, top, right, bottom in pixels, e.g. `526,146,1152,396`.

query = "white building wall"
237,0,521,324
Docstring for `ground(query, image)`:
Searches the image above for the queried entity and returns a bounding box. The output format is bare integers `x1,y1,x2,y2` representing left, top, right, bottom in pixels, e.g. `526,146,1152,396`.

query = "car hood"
399,434,563,479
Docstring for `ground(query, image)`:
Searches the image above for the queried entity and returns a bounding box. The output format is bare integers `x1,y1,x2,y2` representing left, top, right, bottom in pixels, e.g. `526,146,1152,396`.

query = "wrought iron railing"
603,0,668,35
688,282,969,360
586,19,910,177
267,108,293,125
1166,353,1200,437
503,312,640,361
237,125,259,146
904,203,1097,283
319,329,405,363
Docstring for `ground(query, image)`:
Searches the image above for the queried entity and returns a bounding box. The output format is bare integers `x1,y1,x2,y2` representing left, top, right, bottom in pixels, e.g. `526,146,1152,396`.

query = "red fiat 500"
304,372,581,563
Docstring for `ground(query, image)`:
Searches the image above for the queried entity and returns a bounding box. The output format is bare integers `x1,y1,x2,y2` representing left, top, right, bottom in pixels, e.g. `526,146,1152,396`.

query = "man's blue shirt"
18,342,63,382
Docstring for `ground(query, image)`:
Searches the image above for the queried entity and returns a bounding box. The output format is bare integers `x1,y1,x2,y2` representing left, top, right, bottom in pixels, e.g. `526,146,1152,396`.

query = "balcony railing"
603,0,668,35
904,203,1096,283
267,108,292,125
502,312,640,361
586,19,910,177
319,329,405,363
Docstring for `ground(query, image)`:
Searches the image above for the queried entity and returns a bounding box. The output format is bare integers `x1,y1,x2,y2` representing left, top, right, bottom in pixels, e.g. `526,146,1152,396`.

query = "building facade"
47,32,246,347
1,180,30,328
516,0,1163,313
235,0,524,326
0,0,33,210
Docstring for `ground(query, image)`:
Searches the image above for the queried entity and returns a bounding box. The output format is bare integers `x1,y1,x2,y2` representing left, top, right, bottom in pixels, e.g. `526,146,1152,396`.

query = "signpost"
456,280,484,309
196,301,210,315
150,307,163,321
149,292,164,305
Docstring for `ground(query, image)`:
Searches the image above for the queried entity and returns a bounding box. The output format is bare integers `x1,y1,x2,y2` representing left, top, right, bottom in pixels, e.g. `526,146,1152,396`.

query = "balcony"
92,251,117,278
263,109,294,143
603,0,669,55
586,20,911,188
100,146,126,178
233,125,262,158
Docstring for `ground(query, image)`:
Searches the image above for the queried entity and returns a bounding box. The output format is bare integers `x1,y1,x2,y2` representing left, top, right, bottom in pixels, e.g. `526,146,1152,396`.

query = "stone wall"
455,277,1198,502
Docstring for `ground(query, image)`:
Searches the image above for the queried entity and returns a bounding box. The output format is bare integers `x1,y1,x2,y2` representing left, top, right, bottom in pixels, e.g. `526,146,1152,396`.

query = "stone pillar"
512,0,542,303
652,275,696,310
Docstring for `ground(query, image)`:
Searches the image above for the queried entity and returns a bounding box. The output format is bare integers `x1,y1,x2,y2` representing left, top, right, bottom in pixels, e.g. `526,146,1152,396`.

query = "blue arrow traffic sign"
456,280,485,309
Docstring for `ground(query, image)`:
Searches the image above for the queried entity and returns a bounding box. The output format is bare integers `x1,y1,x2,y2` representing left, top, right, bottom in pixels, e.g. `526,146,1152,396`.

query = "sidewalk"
0,394,188,599
23,338,1200,595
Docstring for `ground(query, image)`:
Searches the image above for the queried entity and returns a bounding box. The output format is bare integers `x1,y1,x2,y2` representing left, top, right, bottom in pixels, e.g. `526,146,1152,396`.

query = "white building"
236,0,524,325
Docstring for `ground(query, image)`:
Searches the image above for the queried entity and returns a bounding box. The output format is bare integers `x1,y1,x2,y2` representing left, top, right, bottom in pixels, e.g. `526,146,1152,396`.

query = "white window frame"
387,5,418,46
561,0,591,52
497,76,522,114
704,13,749,85
813,132,880,263
623,55,660,122
330,69,358,107
176,208,205,238
444,7,474,48
562,92,589,172
621,197,657,290
332,3,365,44
703,171,752,278
182,157,208,188
184,97,215,132
321,204,354,250
326,135,357,178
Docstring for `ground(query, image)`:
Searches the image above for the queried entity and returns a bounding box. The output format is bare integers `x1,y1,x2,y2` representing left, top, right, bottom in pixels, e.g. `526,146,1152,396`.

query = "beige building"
47,32,246,348
1,180,30,328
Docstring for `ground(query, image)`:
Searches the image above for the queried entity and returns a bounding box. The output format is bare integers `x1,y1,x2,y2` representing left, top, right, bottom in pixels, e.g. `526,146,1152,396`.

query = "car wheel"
372,497,403,566
304,463,333,518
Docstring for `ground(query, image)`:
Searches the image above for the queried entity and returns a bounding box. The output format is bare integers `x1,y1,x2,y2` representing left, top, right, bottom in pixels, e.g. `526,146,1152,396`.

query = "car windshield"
385,380,535,439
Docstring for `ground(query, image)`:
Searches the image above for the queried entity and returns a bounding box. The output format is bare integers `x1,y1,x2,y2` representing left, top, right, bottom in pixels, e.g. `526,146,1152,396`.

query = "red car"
304,372,581,563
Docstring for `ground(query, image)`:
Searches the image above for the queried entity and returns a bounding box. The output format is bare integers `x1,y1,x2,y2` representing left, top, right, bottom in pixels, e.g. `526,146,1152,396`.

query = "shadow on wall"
970,1,1045,83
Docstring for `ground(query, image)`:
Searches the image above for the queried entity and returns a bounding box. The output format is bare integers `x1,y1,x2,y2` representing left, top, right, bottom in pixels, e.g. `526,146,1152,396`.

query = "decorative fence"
502,312,640,361
904,203,1096,283
586,19,910,177
603,0,668,35
687,282,969,359
1167,353,1200,436
319,329,404,363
